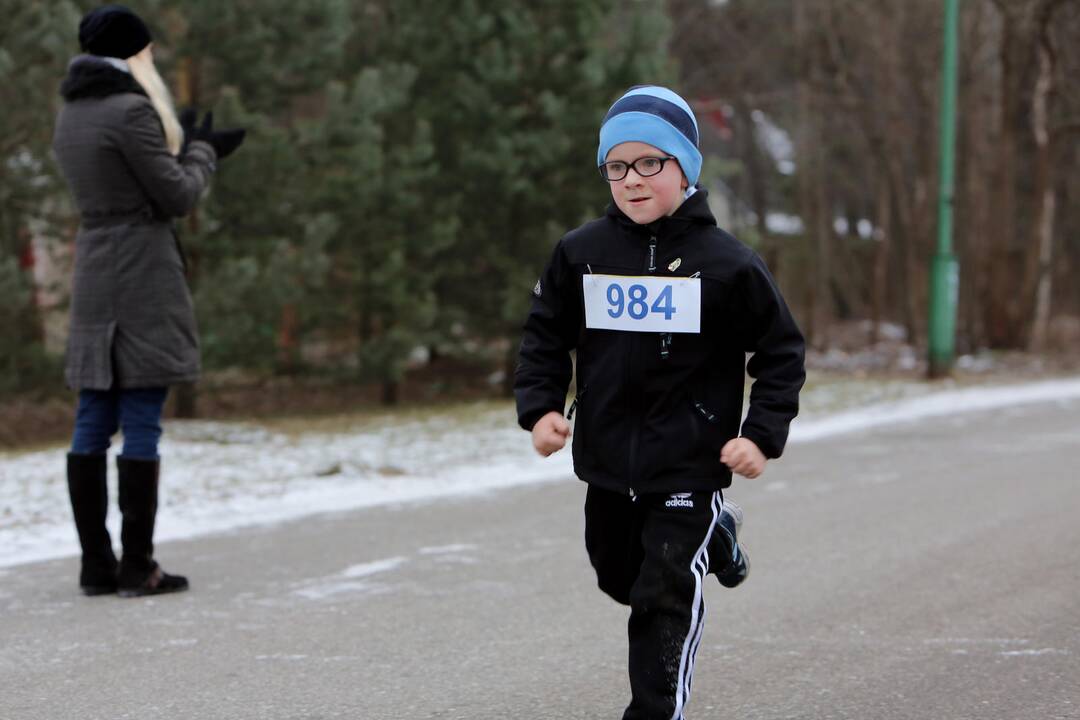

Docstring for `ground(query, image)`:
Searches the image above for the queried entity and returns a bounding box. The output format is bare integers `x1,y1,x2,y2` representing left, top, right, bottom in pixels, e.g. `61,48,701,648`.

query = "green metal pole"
928,0,961,378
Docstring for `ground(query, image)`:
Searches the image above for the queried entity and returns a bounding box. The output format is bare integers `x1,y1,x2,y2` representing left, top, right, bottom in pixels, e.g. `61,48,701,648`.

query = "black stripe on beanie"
602,95,699,147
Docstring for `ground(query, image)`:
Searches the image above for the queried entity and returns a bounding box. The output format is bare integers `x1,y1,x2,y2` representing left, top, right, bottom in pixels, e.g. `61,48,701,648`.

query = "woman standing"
53,5,245,597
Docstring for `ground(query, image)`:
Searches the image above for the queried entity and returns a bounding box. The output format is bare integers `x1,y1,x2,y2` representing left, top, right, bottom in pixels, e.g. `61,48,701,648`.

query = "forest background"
2,0,1078,438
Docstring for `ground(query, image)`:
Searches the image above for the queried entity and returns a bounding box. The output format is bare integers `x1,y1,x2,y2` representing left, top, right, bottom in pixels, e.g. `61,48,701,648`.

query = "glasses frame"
599,155,678,182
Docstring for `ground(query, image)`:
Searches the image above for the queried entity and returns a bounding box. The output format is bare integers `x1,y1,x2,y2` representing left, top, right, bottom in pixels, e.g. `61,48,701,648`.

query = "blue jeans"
71,387,169,460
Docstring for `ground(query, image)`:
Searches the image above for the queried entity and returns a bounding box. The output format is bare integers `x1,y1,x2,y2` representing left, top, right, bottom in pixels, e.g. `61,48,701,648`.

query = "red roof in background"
692,98,733,140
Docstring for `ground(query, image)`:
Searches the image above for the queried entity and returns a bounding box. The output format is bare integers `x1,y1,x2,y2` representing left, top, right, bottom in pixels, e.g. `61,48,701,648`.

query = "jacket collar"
605,187,717,241
60,55,146,101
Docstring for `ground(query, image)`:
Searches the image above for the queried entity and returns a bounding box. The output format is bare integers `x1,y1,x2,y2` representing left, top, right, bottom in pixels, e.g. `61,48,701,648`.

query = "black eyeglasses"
599,156,677,182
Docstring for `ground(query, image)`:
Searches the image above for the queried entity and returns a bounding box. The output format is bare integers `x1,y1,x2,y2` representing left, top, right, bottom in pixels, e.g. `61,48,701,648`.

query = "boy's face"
605,141,689,225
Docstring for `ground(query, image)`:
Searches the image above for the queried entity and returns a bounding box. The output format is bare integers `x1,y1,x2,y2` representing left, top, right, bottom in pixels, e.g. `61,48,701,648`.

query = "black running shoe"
715,501,750,589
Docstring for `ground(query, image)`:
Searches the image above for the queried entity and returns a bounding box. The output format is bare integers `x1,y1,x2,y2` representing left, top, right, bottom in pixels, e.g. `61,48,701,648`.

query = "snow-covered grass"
2,375,1079,569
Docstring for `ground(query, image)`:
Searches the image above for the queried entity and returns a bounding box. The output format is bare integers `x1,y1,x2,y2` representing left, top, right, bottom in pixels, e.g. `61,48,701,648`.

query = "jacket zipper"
627,233,658,494
661,272,700,359
660,333,672,360
658,240,682,361
566,384,588,421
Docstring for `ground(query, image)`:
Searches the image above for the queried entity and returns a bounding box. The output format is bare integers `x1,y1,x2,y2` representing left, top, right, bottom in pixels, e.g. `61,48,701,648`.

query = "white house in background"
693,100,876,243
691,99,802,240
750,109,796,176
703,176,806,239
7,144,72,356
27,211,72,356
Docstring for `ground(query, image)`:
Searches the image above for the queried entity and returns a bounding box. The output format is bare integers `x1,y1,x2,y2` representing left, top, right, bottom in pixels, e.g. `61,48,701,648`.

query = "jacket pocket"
567,383,589,450
690,397,729,455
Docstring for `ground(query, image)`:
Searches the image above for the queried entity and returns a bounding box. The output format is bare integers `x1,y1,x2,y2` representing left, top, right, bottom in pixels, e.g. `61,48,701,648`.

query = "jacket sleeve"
514,238,579,432
119,99,216,218
735,252,806,458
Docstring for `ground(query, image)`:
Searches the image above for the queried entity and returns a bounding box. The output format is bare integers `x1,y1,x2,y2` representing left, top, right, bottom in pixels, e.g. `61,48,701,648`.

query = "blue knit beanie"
597,86,702,186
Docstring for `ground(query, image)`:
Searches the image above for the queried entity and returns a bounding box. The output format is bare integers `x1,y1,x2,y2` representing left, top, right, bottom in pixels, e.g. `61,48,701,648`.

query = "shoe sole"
718,545,750,589
117,583,189,598
723,500,744,534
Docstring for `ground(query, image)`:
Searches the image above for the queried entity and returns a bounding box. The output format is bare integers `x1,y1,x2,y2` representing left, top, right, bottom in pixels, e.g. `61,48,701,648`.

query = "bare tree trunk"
986,0,1030,348
735,96,779,275
881,150,919,344
795,2,826,348
277,303,300,372
908,176,931,347
959,4,992,352
172,49,201,419
1027,15,1058,352
381,380,399,406
829,211,864,322
173,383,198,419
357,264,373,374
813,159,832,346
870,181,891,345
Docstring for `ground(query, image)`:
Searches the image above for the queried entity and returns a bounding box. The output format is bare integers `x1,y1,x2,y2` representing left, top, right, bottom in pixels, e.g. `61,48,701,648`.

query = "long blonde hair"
126,46,183,156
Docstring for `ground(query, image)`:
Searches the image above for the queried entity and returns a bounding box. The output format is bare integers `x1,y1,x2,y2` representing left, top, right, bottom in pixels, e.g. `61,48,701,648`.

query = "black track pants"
584,484,724,720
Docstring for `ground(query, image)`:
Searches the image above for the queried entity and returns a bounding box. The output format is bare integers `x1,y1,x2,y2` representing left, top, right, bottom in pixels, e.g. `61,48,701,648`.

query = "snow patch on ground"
999,648,1070,657
2,376,1078,569
418,544,478,555
788,377,1080,443
293,557,407,600
341,557,408,579
0,415,571,569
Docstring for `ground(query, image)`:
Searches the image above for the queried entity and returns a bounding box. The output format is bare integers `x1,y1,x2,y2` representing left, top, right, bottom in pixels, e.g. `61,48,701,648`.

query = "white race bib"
583,274,700,333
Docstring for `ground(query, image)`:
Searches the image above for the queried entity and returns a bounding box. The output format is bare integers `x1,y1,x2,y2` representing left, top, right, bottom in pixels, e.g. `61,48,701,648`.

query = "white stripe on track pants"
584,484,727,720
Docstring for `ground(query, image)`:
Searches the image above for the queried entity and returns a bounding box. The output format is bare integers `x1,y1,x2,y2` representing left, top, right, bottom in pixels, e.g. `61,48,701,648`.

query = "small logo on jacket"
533,279,542,297
665,492,694,508
668,258,682,272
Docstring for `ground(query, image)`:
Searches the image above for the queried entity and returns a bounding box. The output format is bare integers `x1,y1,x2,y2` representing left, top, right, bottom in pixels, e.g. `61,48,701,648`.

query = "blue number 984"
606,283,624,318
605,283,676,321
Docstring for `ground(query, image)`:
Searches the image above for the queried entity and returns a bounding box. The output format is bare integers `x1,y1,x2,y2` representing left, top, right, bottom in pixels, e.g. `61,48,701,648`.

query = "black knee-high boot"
116,456,188,597
66,453,119,595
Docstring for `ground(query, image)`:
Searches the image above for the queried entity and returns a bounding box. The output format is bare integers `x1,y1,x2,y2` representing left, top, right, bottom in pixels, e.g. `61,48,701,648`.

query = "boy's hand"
532,411,571,457
721,437,766,479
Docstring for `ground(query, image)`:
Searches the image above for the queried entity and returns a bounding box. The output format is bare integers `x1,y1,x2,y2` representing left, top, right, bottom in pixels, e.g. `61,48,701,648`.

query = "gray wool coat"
53,56,217,391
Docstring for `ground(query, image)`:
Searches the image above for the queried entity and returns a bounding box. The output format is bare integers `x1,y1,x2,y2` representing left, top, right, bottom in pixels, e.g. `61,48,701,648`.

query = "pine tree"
366,0,673,391
0,0,81,393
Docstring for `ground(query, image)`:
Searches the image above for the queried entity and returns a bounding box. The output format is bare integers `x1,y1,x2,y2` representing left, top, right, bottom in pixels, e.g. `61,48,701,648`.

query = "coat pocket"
170,226,188,275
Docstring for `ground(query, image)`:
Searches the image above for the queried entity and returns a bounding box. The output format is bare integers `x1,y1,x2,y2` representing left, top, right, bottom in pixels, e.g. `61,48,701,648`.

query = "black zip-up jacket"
514,189,805,495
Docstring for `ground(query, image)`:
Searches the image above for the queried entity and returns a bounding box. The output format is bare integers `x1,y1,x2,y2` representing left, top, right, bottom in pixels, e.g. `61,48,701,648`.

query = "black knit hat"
78,5,152,59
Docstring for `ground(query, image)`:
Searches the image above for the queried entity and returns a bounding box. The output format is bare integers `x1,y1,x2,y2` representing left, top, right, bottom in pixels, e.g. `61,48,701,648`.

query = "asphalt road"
2,398,1078,720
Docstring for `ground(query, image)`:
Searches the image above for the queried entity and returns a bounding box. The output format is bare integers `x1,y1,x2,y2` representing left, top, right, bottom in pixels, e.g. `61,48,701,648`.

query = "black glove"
191,111,247,160
210,128,246,160
179,107,198,134
178,107,198,156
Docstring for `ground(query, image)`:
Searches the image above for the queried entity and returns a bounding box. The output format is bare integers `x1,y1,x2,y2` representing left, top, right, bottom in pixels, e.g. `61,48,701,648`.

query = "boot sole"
80,585,118,596
117,582,189,598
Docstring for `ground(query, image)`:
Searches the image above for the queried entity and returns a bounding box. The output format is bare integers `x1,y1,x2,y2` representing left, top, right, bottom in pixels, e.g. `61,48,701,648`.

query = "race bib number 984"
583,274,700,333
